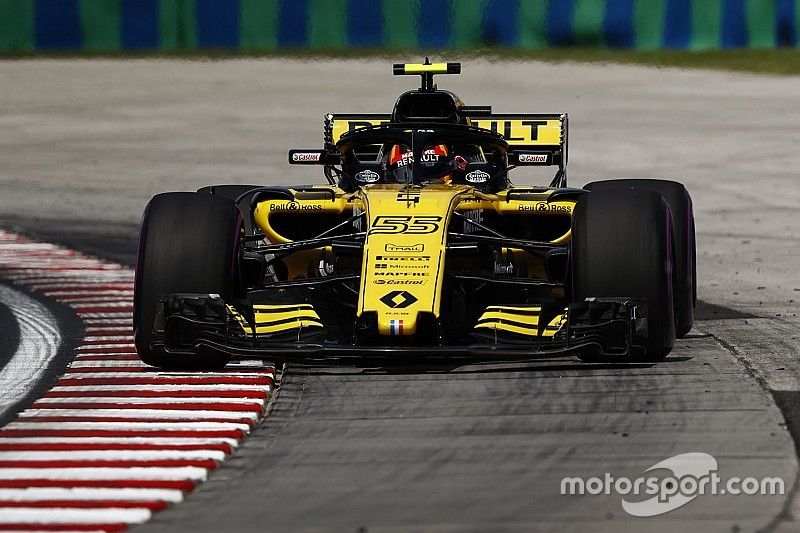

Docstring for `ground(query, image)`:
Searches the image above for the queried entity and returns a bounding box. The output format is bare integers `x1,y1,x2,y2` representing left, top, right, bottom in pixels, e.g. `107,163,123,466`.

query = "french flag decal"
390,319,404,335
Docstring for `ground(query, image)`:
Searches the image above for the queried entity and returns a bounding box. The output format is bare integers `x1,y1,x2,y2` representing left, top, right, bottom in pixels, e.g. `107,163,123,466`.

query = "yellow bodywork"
358,184,467,336
252,184,576,337
229,304,323,335
471,119,562,146
400,63,452,74
253,192,352,279
474,305,567,338
253,194,352,245
328,116,564,147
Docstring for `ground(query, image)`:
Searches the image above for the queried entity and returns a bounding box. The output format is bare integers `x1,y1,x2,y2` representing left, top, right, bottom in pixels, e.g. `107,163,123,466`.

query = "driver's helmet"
386,144,456,184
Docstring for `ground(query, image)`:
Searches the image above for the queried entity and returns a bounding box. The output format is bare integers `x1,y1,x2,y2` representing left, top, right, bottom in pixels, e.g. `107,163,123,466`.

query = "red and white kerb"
0,230,275,532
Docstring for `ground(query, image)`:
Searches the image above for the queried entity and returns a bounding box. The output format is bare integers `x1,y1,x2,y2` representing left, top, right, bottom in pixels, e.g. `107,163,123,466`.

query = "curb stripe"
0,443,231,453
19,413,257,423
12,418,255,428
0,523,128,531
0,451,226,461
7,423,251,432
0,460,219,469
0,442,233,455
0,468,208,481
28,402,263,412
0,499,167,509
0,487,184,502
49,385,268,393
0,480,195,490
45,390,268,399
0,429,245,439
56,377,272,386
0,438,238,447
63,368,265,375
72,356,140,361
0,507,151,523
38,396,265,404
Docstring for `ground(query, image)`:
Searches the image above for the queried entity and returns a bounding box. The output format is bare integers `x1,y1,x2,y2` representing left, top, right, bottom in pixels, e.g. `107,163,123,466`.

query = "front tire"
196,184,261,236
570,188,676,361
585,179,696,337
134,192,242,369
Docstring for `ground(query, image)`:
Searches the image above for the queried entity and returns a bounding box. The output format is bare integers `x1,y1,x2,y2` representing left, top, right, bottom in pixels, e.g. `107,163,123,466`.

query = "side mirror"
288,149,341,165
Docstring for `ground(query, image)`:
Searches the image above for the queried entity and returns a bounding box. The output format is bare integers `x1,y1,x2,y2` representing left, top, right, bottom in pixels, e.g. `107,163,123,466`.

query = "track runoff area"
0,230,275,531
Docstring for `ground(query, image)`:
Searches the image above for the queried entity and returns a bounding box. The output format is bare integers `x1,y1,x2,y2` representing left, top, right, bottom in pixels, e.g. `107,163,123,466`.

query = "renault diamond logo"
379,290,418,309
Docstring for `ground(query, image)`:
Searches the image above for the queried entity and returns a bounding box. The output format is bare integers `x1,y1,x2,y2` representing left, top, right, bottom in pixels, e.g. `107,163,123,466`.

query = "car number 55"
369,216,442,235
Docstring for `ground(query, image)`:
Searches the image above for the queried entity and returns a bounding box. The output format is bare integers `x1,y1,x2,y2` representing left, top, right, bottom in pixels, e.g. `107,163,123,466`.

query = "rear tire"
570,188,676,361
134,192,243,369
585,179,696,337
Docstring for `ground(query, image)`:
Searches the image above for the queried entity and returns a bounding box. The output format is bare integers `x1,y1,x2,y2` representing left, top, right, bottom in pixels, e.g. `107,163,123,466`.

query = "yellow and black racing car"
133,61,696,368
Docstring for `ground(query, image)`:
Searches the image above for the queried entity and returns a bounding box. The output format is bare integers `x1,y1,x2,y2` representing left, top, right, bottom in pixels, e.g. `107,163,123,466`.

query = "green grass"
2,47,800,76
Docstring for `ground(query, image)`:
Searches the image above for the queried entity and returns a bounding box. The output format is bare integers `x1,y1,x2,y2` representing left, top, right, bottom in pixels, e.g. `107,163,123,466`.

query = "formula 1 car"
133,61,696,369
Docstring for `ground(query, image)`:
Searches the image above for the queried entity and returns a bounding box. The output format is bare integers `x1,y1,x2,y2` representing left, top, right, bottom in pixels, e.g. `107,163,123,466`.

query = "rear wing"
324,113,391,149
323,112,568,186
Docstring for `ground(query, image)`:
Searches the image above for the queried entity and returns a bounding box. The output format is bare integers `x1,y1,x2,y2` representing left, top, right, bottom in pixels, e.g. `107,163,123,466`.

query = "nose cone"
357,185,467,336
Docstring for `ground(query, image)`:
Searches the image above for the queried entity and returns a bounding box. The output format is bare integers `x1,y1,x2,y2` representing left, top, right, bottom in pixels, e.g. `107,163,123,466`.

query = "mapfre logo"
385,243,424,253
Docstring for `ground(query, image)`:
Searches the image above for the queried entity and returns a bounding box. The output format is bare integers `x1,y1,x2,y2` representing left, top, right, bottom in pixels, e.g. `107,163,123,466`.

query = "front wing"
149,294,648,364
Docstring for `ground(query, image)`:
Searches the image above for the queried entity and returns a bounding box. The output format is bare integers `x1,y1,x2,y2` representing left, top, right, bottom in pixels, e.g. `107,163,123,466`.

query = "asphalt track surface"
1,59,799,531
